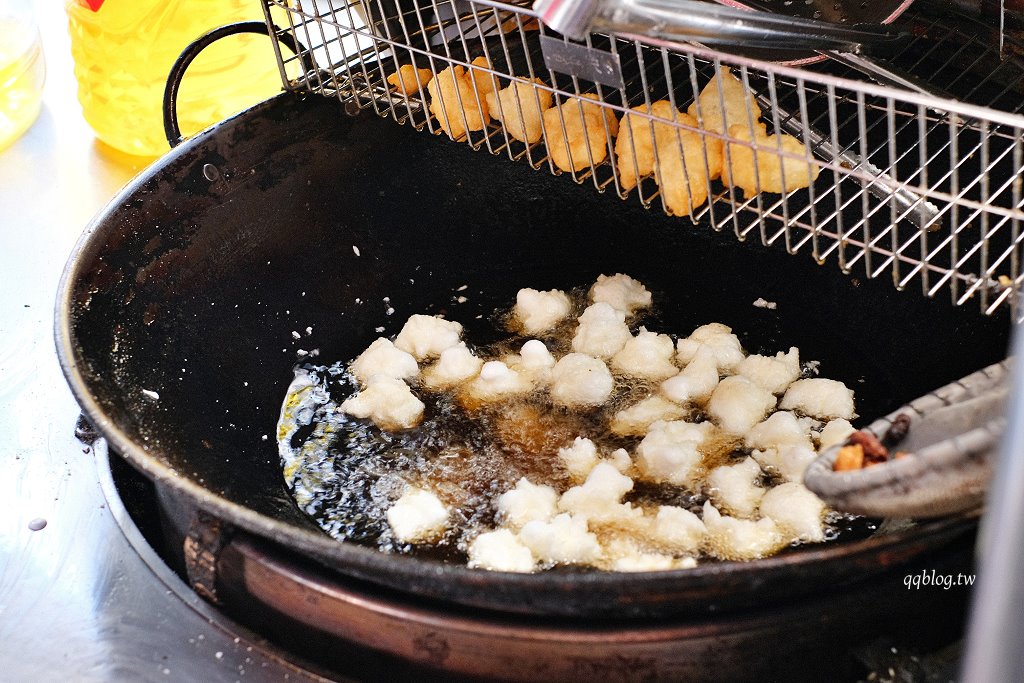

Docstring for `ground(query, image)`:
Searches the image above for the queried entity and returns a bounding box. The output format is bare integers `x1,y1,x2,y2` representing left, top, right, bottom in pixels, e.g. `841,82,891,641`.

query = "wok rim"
53,94,981,616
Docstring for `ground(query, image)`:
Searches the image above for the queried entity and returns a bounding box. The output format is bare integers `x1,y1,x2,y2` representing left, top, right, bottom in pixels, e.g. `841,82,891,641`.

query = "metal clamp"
534,0,904,49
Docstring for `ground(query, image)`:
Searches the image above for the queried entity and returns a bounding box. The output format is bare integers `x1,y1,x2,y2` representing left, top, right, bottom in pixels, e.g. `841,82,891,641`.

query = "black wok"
57,92,1009,618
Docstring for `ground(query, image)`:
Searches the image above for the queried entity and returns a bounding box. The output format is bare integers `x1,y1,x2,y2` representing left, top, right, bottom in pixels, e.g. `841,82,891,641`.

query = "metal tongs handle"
535,0,903,49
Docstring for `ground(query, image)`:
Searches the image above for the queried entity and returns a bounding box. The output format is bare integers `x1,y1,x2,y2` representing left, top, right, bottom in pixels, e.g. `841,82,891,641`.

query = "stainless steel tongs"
803,360,1010,519
534,0,905,51
534,0,942,232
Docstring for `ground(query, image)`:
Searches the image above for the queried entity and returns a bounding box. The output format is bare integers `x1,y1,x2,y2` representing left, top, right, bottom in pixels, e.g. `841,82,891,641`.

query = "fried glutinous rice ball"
721,122,821,197
543,94,619,173
513,287,572,335
687,66,763,140
589,273,652,315
387,64,432,95
615,101,723,217
486,77,554,144
299,275,861,574
427,61,492,140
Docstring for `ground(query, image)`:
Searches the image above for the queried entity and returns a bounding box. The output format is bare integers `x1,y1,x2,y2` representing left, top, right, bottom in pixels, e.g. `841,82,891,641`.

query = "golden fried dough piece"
469,56,497,112
721,122,820,197
485,78,553,144
616,100,721,192
579,93,619,136
387,64,432,96
655,112,724,217
616,101,674,191
542,94,619,172
615,101,723,215
687,67,762,139
427,64,490,140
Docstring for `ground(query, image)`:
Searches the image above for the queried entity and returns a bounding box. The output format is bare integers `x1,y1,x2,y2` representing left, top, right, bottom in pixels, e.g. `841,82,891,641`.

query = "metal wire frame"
260,0,1024,318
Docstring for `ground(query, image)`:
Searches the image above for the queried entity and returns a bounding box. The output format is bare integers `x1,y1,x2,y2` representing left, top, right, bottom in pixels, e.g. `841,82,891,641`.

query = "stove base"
106,451,972,682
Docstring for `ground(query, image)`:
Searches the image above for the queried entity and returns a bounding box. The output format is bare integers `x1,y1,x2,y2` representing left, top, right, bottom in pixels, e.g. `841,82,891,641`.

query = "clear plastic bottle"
0,2,45,153
65,0,283,157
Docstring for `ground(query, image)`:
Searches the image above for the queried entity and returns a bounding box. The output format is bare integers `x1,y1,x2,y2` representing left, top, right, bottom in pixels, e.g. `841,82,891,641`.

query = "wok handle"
162,21,310,149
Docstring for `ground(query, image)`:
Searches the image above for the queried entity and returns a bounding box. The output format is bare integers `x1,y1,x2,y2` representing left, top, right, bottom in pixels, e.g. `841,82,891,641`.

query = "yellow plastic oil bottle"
0,4,45,153
66,0,284,157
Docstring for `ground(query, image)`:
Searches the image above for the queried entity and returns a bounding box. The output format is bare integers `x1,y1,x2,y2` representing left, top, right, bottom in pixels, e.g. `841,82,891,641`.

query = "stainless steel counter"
0,3,319,680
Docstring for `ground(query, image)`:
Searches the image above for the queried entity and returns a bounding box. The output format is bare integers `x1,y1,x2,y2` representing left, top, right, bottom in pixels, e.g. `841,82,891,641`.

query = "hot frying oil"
279,363,663,562
277,287,869,567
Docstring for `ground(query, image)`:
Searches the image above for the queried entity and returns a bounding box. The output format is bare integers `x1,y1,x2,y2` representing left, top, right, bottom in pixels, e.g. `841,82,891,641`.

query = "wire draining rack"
258,0,1024,317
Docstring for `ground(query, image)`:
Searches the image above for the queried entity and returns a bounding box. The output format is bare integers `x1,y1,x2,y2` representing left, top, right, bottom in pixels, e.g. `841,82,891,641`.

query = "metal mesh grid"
261,0,1024,317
